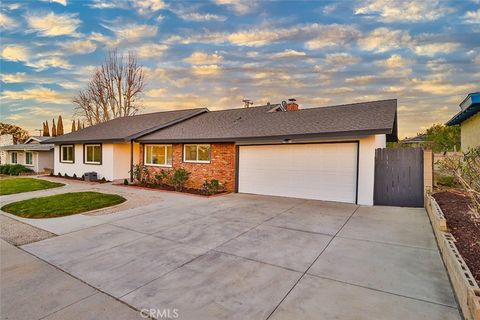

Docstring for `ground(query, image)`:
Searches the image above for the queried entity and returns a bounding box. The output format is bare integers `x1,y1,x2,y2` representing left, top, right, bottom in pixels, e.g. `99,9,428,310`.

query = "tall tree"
51,118,57,137
71,120,76,133
77,119,81,131
57,115,64,135
0,123,29,143
43,121,50,137
424,124,461,152
73,49,146,126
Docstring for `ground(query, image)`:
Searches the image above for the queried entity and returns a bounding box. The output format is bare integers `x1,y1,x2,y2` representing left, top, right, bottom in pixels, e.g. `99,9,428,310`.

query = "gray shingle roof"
138,99,398,143
42,108,208,144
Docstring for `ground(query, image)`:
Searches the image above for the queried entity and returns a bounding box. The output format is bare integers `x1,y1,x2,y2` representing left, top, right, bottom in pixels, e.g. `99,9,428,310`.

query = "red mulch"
433,190,480,285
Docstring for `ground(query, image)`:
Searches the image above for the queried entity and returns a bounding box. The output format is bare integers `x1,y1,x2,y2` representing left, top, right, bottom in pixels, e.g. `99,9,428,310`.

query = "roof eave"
137,128,393,144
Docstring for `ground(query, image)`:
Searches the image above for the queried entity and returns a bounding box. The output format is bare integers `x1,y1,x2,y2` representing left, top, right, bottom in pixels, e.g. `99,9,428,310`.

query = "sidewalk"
0,240,141,320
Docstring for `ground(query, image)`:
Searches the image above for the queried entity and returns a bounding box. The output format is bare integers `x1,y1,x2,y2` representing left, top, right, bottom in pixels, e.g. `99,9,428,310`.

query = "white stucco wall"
38,151,54,173
54,143,139,181
357,134,386,205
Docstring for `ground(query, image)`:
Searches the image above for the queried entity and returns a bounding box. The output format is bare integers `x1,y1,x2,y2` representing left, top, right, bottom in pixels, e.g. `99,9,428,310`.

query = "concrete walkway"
0,240,141,320
13,192,461,320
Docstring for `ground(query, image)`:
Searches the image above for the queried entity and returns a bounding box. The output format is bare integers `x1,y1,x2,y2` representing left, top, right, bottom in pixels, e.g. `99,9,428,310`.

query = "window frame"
144,144,173,167
11,152,17,164
60,144,75,164
183,144,211,164
25,151,33,166
84,144,102,165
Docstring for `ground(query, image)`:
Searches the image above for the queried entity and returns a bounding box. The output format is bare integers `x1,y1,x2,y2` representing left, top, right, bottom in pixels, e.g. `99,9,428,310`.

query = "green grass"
0,178,65,196
1,192,127,218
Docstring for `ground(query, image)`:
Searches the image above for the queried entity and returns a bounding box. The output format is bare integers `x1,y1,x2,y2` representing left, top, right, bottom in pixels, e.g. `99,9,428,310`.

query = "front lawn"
1,192,126,218
0,178,65,196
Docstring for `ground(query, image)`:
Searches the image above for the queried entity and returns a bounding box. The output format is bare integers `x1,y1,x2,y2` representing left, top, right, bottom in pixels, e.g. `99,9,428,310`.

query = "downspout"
130,140,134,183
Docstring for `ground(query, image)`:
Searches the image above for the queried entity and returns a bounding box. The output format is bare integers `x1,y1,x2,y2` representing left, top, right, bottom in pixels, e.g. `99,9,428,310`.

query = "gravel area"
0,214,56,246
433,190,480,286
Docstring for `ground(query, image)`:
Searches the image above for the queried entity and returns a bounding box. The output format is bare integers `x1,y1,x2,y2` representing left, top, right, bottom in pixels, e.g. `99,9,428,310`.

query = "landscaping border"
426,195,480,320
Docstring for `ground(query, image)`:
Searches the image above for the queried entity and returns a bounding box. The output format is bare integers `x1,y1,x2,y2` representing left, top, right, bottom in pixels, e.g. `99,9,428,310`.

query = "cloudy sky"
1,0,479,138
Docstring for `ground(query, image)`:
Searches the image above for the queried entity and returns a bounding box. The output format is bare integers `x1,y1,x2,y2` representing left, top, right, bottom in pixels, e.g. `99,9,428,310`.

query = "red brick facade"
140,143,236,192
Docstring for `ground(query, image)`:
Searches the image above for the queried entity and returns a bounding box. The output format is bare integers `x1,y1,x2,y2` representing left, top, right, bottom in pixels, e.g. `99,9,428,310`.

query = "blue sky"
1,0,479,138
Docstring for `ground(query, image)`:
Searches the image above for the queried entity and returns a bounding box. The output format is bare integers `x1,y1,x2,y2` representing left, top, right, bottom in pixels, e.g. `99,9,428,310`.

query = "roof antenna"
242,99,254,108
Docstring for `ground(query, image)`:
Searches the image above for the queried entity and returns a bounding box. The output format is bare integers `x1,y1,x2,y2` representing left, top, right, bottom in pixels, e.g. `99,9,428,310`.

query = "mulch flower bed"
127,183,227,197
433,190,480,286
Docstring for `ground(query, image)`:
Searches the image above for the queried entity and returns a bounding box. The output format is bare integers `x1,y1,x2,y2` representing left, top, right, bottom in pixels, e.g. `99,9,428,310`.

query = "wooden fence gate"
374,148,424,207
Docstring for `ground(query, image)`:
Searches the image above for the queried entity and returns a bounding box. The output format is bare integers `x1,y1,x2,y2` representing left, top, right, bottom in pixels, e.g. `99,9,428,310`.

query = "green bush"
0,164,33,176
436,175,456,187
123,179,129,185
64,173,69,178
73,174,77,179
203,179,220,195
154,169,171,184
57,172,62,177
169,168,190,191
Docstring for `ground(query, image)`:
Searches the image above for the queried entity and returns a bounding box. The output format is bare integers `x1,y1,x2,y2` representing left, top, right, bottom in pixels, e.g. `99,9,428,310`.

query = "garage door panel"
238,143,357,203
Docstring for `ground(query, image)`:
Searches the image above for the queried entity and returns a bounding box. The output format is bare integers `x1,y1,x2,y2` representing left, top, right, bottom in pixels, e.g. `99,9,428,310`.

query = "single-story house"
1,136,54,173
43,99,398,205
446,92,480,150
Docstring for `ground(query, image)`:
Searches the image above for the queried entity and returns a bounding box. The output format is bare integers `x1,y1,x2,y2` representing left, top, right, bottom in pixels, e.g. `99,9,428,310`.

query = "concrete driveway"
17,193,459,320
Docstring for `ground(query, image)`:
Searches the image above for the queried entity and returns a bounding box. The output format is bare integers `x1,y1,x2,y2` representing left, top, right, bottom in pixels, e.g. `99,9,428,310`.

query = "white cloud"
191,64,222,75
376,54,412,76
1,72,28,83
184,51,223,64
27,57,72,70
464,9,480,24
272,49,306,58
177,12,227,22
103,23,158,43
145,88,167,98
0,12,19,30
214,0,257,14
358,27,411,52
89,0,128,9
345,75,376,85
355,0,453,22
167,23,360,48
411,78,476,95
62,40,97,54
26,12,81,37
413,42,459,56
304,25,360,49
325,53,360,65
136,43,168,58
45,0,67,5
1,87,72,104
132,0,166,15
1,45,29,62
0,72,80,89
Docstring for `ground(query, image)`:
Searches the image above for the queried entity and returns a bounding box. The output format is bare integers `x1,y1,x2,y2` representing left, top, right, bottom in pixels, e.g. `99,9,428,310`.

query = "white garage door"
238,143,358,203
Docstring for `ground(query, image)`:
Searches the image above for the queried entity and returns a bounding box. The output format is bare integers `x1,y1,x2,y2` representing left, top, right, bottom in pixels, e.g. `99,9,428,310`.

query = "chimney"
286,98,299,111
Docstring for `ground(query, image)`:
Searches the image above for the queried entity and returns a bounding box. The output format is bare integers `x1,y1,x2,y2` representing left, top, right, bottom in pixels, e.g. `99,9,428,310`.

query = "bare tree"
73,49,146,126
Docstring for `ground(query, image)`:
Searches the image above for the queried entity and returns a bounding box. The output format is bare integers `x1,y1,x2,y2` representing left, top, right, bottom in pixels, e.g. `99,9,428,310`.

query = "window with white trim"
145,144,173,166
85,144,102,164
60,145,74,163
183,144,211,163
11,152,17,164
26,152,33,165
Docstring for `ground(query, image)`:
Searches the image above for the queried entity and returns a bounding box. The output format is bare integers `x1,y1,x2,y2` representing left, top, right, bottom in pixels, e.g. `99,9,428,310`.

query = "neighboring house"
0,134,14,164
446,92,480,150
399,134,429,148
43,99,397,205
1,136,54,173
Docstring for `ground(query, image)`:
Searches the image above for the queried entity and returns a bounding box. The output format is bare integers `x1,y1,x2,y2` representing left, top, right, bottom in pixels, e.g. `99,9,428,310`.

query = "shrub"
58,172,62,177
81,175,85,181
154,169,171,184
64,173,69,178
203,179,220,195
436,175,456,187
2,164,34,176
101,177,107,182
123,179,129,185
131,165,149,185
49,171,54,176
439,147,480,216
169,168,190,191
73,173,77,179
